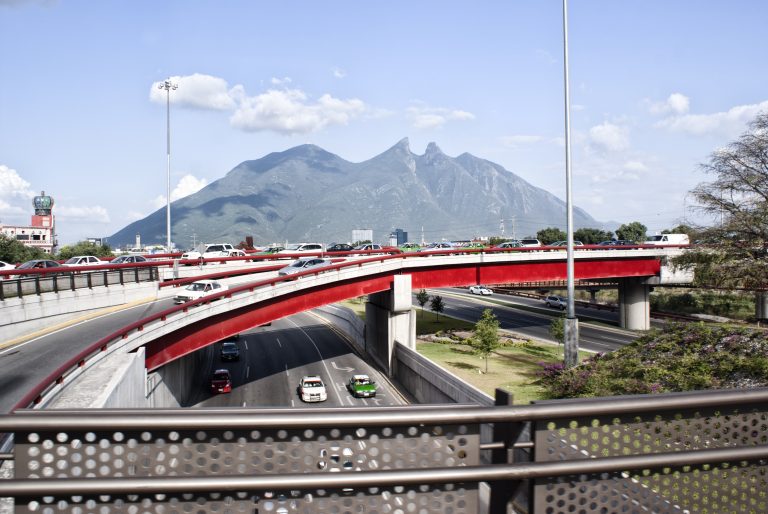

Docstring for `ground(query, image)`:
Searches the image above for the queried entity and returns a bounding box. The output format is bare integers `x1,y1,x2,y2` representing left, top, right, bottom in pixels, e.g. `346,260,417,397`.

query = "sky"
1,0,767,246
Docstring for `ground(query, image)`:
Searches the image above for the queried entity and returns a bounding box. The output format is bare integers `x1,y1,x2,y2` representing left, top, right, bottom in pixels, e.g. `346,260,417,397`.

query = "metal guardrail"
0,387,766,513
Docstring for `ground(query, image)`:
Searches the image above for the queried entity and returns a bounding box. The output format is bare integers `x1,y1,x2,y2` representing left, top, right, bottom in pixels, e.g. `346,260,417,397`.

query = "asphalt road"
420,288,639,353
188,312,405,408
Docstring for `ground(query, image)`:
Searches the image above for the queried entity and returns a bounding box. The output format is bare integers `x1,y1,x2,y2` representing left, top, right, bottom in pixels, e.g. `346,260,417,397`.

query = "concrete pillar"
618,278,650,330
756,292,768,320
365,275,416,376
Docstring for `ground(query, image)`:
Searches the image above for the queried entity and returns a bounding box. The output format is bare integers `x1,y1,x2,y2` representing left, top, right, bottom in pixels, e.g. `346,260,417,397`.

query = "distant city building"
86,237,104,246
0,191,57,253
352,228,373,243
389,228,408,246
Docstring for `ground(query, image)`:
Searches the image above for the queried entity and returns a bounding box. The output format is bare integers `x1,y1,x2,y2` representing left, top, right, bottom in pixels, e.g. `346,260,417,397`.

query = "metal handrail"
0,445,765,496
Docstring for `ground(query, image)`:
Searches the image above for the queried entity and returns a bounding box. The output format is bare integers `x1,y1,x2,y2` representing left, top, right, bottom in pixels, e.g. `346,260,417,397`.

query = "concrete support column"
365,275,416,376
618,278,650,330
756,291,768,321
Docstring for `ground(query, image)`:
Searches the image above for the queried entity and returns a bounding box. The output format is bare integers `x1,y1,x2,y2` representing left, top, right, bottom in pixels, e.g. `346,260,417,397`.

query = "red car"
210,369,232,394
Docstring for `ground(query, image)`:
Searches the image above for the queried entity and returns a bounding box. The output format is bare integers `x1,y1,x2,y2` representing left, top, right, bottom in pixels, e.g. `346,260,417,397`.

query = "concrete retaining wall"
393,342,493,406
48,348,148,409
147,345,214,407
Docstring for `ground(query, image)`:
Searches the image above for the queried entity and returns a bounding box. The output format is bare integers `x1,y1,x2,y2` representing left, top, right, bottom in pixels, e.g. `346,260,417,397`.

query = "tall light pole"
562,0,579,368
158,79,178,252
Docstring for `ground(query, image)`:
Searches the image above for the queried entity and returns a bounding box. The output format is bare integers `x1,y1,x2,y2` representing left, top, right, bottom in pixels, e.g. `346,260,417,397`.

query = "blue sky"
1,0,767,246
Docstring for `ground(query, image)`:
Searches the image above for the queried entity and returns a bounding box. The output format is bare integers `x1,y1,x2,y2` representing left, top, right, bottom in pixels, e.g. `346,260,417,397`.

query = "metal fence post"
489,388,522,513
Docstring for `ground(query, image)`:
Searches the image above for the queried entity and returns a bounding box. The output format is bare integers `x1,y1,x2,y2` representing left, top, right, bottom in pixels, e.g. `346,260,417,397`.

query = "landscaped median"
340,297,589,404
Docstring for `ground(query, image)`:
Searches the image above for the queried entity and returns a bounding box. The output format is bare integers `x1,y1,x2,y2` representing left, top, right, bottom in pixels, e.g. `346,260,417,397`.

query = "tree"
662,224,697,237
573,228,613,245
416,289,430,317
675,112,768,288
0,235,48,264
472,308,500,373
549,315,565,346
429,295,445,321
57,241,114,260
615,222,647,243
536,227,566,245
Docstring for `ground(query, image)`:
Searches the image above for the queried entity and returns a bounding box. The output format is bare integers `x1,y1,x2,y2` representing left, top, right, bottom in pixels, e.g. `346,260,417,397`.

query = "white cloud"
501,135,545,147
588,122,629,152
649,93,690,115
656,99,768,136
407,106,476,130
270,76,292,85
332,68,347,79
0,164,36,219
153,174,209,209
230,89,365,134
57,205,111,223
623,160,647,172
150,73,238,111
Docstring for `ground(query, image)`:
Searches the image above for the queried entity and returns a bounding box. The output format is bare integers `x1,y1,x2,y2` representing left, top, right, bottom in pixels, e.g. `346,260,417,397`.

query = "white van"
278,243,325,254
645,234,690,245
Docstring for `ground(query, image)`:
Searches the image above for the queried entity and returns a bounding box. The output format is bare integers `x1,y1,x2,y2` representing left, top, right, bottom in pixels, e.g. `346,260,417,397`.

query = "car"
495,241,523,249
210,369,232,394
419,242,453,251
182,243,240,260
469,285,493,295
256,246,285,255
352,243,383,253
347,374,377,398
326,243,354,252
519,238,542,247
550,241,584,247
220,341,240,361
645,233,690,245
278,243,324,254
111,255,149,264
598,240,635,246
62,255,102,267
17,259,63,270
173,279,228,304
0,260,16,279
297,375,328,402
398,243,421,252
544,295,567,310
277,257,333,276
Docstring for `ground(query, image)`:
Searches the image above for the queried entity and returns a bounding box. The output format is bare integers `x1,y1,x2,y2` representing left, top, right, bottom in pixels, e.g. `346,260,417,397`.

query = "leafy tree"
661,224,697,237
57,241,114,260
0,235,48,264
549,315,565,346
675,112,768,288
615,221,647,243
573,228,613,244
488,236,512,246
416,289,430,317
472,308,500,373
536,227,566,245
429,295,445,322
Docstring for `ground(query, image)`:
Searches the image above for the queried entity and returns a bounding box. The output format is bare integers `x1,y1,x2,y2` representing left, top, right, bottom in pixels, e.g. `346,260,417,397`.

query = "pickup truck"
182,243,245,260
346,374,377,398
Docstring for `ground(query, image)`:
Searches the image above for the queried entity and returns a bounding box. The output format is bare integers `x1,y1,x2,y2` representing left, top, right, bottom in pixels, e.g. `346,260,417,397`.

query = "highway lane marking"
286,317,344,405
332,361,353,372
244,340,248,350
0,296,160,353
246,366,250,379
277,338,282,348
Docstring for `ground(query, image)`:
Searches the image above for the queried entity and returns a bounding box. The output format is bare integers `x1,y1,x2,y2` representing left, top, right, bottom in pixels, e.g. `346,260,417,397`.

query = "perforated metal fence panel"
14,422,480,513
532,402,768,513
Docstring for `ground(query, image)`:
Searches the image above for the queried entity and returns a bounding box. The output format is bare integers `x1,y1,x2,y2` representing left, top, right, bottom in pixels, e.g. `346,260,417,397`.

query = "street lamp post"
158,79,178,252
562,0,579,368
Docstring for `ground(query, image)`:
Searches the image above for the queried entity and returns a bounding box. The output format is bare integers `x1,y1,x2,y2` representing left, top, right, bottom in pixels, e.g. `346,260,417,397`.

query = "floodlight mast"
562,0,579,368
159,79,178,252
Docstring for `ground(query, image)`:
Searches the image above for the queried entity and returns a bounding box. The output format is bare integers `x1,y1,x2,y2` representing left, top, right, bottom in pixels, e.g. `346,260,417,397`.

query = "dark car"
326,243,354,252
598,240,635,246
17,259,63,270
111,255,148,264
210,369,232,394
220,341,240,361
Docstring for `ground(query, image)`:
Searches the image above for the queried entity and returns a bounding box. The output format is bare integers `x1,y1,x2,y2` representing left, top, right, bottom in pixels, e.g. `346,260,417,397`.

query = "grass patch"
418,338,590,404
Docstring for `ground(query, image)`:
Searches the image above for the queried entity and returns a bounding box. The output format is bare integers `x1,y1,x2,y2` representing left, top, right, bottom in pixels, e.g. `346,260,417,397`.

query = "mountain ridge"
109,139,604,248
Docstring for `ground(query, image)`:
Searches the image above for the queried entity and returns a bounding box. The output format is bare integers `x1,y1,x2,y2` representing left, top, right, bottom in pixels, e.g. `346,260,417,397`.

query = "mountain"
108,139,603,248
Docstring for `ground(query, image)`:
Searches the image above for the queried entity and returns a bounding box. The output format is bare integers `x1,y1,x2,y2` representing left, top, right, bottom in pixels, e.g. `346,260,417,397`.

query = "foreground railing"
1,388,767,513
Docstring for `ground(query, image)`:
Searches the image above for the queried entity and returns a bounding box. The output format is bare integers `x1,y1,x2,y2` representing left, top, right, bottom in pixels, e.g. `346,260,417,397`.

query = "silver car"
278,257,333,276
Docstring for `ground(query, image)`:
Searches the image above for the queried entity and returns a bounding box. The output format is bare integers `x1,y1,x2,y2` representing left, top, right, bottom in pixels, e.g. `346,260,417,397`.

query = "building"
0,191,57,253
388,228,408,246
352,228,373,244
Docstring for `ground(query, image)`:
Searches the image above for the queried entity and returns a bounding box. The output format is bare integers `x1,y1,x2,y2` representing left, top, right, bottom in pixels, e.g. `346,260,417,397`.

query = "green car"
347,374,377,398
398,243,421,253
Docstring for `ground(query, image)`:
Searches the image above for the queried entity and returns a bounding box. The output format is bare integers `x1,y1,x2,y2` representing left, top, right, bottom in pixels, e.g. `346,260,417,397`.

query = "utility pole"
158,79,178,252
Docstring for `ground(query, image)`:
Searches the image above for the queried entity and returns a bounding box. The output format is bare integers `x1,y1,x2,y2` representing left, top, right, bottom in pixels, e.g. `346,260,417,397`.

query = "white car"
469,285,493,295
298,375,328,402
182,243,241,260
0,260,16,279
277,257,333,276
277,243,324,254
173,279,228,304
62,255,103,267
